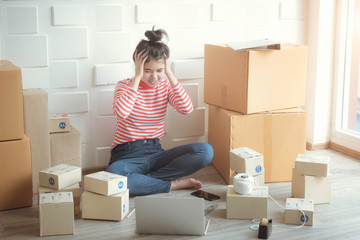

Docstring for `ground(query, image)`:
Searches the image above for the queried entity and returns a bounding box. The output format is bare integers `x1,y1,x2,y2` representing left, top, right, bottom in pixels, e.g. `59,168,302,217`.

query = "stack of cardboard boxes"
82,171,129,221
0,60,33,211
49,113,81,167
229,147,265,186
292,154,331,204
204,42,308,184
38,164,82,236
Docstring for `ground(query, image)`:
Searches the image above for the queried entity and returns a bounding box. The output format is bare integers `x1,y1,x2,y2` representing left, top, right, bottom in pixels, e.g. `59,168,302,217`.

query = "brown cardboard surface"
0,135,32,210
23,89,51,194
291,168,331,204
84,171,127,196
208,105,306,183
50,126,81,167
204,44,307,114
0,60,24,141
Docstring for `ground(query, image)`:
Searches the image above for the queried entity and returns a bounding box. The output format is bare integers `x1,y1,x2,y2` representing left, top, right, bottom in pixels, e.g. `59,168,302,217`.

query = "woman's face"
141,59,165,87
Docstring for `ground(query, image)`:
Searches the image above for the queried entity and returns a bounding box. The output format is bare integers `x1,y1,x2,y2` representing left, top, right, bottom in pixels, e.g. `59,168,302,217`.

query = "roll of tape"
233,173,254,195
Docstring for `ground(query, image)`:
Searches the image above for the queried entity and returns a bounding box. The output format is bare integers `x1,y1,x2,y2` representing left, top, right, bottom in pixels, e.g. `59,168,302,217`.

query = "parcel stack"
205,41,308,183
0,60,33,210
49,113,81,168
82,171,129,221
229,147,265,186
292,154,331,204
38,164,82,215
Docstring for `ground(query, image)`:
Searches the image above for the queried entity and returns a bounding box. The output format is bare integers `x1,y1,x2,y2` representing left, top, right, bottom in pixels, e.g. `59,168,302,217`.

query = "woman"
106,26,214,196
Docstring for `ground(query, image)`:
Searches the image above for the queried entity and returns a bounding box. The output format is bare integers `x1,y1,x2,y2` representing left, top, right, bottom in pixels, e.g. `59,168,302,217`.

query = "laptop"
135,195,206,236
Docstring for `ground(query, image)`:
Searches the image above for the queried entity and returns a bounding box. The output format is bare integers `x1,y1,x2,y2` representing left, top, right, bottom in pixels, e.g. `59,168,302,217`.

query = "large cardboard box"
295,154,329,177
23,88,51,193
39,192,75,236
0,135,32,210
39,164,81,190
204,43,307,114
50,126,81,167
226,185,268,219
0,60,24,141
230,147,264,176
38,183,81,215
285,198,314,226
84,171,127,196
209,105,306,183
82,189,129,221
291,168,331,204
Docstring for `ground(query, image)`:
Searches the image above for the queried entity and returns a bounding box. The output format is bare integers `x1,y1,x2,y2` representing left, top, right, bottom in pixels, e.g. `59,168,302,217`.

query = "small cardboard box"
295,154,329,177
285,198,314,226
230,169,265,186
0,60,24,141
39,192,75,236
226,185,268,219
82,189,129,221
49,113,70,133
0,135,32,210
230,147,264,176
204,43,307,114
209,105,306,183
39,164,81,190
291,168,331,204
38,183,81,215
50,126,81,167
23,88,51,194
84,171,127,196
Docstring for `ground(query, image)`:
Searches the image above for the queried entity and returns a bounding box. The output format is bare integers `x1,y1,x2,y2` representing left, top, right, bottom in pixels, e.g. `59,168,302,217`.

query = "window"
332,0,360,152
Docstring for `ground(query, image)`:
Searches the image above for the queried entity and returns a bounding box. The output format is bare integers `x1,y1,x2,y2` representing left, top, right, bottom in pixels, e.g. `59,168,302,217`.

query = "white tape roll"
233,173,254,195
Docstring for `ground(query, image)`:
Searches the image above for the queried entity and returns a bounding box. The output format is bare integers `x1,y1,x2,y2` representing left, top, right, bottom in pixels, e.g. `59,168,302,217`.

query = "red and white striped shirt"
111,78,193,150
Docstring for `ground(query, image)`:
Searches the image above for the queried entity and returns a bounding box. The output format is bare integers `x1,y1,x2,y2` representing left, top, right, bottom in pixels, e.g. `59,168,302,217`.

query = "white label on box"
40,192,73,204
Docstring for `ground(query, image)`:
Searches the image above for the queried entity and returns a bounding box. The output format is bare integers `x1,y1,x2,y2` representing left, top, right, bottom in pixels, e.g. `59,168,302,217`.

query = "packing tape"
233,173,254,195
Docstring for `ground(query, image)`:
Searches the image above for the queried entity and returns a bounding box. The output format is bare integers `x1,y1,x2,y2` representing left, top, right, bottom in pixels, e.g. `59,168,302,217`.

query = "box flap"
226,39,281,51
40,192,73,204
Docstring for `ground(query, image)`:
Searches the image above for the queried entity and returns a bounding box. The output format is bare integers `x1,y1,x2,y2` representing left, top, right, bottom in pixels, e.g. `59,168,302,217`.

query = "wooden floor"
1,148,360,240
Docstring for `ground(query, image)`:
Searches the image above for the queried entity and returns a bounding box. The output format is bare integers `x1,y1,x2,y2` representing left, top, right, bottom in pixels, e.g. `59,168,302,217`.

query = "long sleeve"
168,82,193,115
113,79,138,119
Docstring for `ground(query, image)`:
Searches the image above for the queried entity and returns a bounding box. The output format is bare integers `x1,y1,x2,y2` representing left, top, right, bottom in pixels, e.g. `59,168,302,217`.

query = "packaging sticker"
118,181,124,189
59,122,66,129
49,177,55,185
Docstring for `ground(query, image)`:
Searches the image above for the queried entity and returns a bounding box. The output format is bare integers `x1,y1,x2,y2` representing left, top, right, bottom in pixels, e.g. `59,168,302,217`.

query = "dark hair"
133,26,169,62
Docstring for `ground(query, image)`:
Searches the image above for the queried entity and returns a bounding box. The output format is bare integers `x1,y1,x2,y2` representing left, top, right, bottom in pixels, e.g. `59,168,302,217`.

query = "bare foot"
170,178,203,190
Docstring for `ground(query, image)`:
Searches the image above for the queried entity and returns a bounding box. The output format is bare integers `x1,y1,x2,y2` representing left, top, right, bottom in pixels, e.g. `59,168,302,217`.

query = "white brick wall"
0,0,307,168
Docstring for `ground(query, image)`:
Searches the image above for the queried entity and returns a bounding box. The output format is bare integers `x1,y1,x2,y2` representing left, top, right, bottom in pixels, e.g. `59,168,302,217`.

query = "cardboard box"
50,126,81,167
285,198,314,226
0,60,24,141
49,113,71,133
204,43,307,114
295,154,329,177
84,171,127,196
39,192,75,236
230,147,264,176
38,183,81,215
291,168,331,204
226,185,268,219
82,189,129,221
39,164,81,190
209,105,306,183
23,88,51,194
230,169,265,186
0,135,33,210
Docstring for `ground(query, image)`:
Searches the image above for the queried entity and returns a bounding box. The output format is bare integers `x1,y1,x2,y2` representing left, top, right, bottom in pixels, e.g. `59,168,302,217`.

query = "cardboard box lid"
226,39,281,51
40,164,80,176
206,42,307,52
39,192,73,204
230,147,262,160
296,154,330,165
0,60,20,72
227,185,268,197
285,198,314,211
85,171,126,181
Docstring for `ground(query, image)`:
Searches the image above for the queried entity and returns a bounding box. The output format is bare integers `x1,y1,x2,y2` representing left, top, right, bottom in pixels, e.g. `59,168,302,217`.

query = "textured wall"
0,0,307,168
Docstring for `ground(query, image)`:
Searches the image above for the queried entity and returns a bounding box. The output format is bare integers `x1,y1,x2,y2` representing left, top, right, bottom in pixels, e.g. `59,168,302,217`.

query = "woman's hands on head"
134,49,148,80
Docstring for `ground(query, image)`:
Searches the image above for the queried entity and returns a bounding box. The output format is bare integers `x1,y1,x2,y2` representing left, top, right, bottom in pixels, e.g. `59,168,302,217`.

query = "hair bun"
145,26,168,43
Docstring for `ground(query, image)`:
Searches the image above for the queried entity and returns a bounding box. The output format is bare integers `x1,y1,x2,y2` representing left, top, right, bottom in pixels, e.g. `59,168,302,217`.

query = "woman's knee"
193,142,214,167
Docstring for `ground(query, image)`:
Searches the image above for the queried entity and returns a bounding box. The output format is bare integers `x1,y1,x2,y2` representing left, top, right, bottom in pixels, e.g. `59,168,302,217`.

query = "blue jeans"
106,139,214,196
